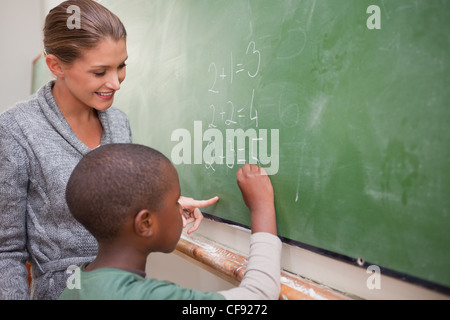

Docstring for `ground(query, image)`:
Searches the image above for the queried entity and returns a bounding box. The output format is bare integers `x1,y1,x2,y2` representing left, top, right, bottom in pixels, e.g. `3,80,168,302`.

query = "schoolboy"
59,143,281,300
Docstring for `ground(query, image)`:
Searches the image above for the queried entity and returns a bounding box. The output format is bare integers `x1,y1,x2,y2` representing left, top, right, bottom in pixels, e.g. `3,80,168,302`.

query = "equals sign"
235,64,245,74
238,108,245,118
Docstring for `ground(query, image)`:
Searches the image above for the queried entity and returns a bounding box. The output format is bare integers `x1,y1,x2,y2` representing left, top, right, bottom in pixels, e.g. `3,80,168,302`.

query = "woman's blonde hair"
43,0,127,64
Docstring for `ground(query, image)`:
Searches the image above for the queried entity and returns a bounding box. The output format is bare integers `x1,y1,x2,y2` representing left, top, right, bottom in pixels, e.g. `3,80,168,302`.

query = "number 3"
246,41,261,78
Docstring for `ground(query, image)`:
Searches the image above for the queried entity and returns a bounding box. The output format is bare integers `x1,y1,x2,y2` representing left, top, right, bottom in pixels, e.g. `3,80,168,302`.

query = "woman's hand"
178,196,219,234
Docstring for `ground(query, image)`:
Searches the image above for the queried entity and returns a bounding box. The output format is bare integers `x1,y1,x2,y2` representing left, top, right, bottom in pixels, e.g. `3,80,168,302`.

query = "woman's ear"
45,54,66,78
134,209,154,237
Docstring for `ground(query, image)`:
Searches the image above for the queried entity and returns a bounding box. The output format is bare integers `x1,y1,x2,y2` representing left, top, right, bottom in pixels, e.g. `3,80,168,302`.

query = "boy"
59,143,281,300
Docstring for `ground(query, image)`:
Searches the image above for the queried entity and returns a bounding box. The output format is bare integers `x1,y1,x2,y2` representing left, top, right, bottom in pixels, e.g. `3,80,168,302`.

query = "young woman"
0,0,216,300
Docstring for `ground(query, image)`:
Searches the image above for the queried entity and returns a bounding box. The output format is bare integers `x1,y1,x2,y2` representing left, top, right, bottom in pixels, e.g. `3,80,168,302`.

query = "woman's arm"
178,196,219,234
0,122,30,299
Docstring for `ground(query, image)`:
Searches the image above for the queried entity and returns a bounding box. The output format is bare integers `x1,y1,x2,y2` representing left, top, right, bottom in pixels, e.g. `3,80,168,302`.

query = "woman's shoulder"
0,82,60,130
0,94,41,129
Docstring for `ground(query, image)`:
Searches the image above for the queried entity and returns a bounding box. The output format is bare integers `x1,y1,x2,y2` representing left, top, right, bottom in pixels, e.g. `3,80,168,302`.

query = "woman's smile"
95,91,115,101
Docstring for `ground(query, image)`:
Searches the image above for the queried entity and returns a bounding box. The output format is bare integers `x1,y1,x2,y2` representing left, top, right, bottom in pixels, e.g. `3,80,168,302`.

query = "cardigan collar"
37,81,112,155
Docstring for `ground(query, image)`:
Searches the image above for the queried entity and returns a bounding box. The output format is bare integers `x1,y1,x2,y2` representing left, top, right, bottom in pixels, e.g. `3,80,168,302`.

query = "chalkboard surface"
34,0,450,289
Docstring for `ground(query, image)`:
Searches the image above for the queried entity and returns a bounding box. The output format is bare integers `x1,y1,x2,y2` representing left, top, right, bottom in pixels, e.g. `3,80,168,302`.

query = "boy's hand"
237,164,276,235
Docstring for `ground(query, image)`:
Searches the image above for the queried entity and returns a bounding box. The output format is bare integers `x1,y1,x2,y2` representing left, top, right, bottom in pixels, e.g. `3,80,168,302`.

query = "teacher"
0,0,217,300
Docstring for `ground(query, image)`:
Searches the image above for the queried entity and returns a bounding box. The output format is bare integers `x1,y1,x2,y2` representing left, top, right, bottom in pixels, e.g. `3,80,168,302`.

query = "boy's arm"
236,164,276,235
219,164,281,300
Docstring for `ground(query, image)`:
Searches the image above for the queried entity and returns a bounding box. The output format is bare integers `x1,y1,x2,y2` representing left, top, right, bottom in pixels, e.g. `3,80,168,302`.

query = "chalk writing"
206,41,261,128
200,40,272,173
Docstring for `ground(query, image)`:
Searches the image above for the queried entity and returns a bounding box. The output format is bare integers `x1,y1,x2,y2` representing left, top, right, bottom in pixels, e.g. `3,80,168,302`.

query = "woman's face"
59,38,128,111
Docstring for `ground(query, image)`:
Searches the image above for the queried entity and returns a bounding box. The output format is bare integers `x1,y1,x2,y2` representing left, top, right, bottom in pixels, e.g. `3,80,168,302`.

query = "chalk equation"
208,40,261,94
207,41,261,129
204,40,278,174
171,40,279,175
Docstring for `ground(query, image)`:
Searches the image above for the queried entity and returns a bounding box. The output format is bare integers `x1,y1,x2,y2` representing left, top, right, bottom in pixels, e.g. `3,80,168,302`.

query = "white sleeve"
219,232,282,300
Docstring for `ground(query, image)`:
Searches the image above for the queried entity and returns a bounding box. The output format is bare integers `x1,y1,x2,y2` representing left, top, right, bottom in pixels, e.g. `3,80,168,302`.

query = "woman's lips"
95,92,115,100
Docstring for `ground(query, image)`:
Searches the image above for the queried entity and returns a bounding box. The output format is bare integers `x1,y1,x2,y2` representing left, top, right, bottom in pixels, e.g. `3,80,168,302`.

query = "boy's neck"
86,242,149,273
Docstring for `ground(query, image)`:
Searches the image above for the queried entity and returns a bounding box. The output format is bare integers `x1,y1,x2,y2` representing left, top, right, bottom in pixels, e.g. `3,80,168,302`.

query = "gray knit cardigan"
0,81,132,300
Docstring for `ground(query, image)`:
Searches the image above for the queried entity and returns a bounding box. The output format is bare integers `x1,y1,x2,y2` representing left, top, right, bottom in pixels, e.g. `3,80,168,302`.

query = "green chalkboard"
34,0,450,290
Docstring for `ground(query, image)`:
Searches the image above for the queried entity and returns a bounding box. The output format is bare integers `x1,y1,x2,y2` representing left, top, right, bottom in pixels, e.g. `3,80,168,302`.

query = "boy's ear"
45,54,66,78
134,209,154,237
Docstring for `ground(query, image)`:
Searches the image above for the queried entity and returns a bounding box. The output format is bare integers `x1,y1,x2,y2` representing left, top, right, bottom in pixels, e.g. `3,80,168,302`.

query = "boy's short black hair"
66,143,174,240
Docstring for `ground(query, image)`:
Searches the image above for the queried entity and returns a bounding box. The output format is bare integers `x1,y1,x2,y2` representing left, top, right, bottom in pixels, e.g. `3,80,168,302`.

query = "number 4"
249,89,258,128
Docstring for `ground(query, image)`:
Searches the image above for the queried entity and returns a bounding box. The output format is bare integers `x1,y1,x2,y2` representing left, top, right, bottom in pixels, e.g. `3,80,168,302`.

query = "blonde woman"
0,0,216,300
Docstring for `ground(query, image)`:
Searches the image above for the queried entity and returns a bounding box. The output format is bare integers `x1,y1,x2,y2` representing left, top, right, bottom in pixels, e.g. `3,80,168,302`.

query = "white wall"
0,0,47,112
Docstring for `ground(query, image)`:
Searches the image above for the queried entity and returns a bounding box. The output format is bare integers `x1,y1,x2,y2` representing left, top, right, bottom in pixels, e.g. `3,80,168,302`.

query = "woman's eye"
94,71,106,77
